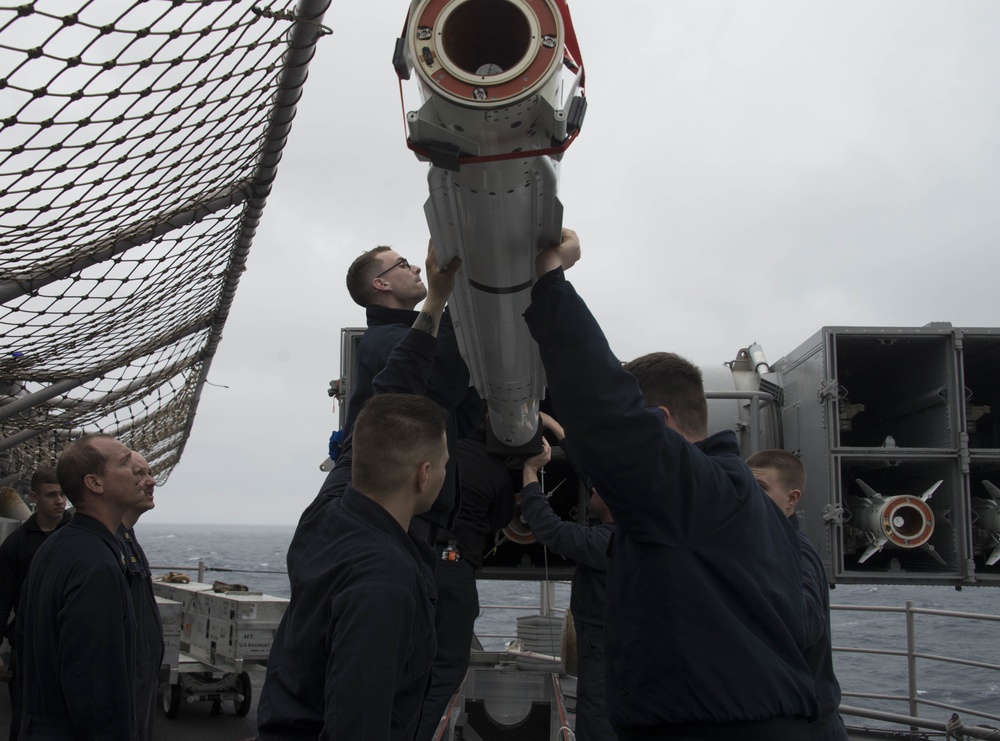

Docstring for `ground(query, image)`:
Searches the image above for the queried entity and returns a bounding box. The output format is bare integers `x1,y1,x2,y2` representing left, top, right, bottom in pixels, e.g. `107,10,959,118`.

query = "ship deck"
0,667,264,741
0,668,964,741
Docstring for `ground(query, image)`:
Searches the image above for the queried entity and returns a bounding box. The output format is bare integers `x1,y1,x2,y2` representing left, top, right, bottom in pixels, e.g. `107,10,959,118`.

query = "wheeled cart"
161,653,255,719
153,580,288,720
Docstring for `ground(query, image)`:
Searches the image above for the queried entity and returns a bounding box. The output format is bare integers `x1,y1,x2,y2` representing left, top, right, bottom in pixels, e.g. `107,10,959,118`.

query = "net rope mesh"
0,0,330,489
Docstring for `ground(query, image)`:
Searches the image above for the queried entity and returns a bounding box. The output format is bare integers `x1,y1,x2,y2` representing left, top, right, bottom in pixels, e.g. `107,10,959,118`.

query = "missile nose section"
850,478,940,564
877,494,935,550
399,0,586,449
407,0,565,108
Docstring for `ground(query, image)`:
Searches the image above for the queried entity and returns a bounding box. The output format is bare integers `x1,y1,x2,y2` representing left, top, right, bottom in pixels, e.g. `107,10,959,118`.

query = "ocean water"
137,522,564,648
137,522,1000,727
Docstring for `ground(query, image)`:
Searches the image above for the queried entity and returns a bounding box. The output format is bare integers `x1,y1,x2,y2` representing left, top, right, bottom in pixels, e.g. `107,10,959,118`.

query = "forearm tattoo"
413,310,438,336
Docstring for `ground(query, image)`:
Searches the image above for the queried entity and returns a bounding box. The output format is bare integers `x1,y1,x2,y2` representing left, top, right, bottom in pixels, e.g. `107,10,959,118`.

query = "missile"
0,486,31,522
971,481,1000,566
847,478,942,564
395,0,586,447
502,507,537,545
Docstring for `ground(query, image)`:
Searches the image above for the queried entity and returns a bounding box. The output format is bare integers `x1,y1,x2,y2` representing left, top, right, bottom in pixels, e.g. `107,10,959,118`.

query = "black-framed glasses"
375,257,409,280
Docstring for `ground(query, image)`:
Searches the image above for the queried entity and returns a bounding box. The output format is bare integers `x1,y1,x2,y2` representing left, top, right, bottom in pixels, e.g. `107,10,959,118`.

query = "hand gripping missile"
971,481,1000,566
395,0,586,447
848,478,943,565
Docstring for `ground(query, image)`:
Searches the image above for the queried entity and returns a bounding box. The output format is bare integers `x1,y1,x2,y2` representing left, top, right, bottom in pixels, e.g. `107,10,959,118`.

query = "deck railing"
832,600,1000,739
149,564,1000,738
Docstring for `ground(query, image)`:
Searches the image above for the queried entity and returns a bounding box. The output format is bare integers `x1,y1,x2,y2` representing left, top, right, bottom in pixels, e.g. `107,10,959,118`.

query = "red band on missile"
880,495,935,548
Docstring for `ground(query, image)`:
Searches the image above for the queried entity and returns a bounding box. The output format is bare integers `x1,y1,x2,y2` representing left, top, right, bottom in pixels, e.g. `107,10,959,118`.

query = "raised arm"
524,236,691,540
415,240,461,336
520,439,611,569
371,242,460,396
534,227,581,276
310,245,462,516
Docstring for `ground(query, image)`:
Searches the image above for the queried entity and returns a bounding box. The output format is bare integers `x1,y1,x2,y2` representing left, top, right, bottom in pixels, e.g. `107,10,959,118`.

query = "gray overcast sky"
151,0,1000,525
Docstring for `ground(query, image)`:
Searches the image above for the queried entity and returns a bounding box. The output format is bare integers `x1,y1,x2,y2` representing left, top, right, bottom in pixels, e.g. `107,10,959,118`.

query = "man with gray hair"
16,433,144,740
118,452,164,741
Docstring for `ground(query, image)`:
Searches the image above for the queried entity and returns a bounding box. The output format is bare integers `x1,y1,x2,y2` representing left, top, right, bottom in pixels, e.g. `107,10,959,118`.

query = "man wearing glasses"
343,242,480,543
341,243,482,739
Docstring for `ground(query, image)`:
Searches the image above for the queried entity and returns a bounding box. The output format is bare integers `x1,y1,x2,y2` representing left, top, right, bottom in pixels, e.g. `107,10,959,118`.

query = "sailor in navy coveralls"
16,434,144,740
258,250,461,740
523,230,818,741
117,452,165,741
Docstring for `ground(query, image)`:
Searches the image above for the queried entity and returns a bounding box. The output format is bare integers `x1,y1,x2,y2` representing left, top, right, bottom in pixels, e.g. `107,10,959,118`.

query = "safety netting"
0,0,331,489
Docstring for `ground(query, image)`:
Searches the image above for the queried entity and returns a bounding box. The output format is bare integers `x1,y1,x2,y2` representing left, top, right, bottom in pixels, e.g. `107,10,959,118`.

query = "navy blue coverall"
519,481,616,740
257,485,437,741
0,510,71,741
16,513,136,740
523,268,818,740
341,304,479,534
118,525,164,741
258,327,442,740
795,521,848,741
414,427,516,741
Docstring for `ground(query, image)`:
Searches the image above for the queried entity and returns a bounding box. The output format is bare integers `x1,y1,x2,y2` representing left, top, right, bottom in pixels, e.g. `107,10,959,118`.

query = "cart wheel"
235,671,252,717
162,684,181,719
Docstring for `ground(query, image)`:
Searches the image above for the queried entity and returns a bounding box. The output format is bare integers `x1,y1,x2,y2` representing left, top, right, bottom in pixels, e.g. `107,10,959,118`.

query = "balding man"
16,433,144,740
118,452,164,741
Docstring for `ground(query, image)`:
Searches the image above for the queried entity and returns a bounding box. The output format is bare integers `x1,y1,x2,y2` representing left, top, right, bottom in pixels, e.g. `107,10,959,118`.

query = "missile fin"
983,481,1000,500
859,539,887,563
856,479,881,499
921,543,947,566
987,545,1000,567
919,480,944,502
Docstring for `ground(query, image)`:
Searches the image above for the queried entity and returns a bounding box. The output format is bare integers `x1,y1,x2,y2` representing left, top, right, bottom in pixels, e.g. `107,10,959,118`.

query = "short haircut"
346,246,392,307
352,394,447,495
56,433,116,506
30,466,59,492
746,449,806,492
623,352,708,438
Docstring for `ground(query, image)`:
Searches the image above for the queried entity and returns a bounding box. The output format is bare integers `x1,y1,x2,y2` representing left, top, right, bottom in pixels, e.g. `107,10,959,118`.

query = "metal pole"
198,559,206,584
906,600,919,727
0,185,254,304
539,582,558,617
176,0,333,467
704,389,775,453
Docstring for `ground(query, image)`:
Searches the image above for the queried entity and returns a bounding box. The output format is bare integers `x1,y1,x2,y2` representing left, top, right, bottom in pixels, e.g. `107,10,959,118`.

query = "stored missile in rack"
971,481,1000,567
846,478,944,565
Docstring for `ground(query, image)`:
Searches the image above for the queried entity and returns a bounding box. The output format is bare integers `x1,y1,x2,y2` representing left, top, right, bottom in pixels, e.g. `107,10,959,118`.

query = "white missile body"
848,479,942,564
397,0,585,447
972,481,1000,566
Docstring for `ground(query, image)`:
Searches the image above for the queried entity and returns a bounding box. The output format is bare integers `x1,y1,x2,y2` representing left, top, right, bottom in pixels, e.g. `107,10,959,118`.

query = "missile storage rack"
773,325,1000,586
